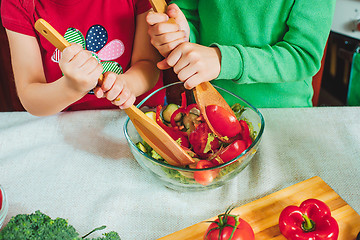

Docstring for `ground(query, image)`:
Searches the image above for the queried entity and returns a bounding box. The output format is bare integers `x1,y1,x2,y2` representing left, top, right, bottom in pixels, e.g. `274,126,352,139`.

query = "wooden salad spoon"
149,0,238,142
34,18,194,166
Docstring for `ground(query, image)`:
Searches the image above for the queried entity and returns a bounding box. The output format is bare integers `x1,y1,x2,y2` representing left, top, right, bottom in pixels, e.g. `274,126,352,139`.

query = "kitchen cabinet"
320,0,360,105
321,32,360,105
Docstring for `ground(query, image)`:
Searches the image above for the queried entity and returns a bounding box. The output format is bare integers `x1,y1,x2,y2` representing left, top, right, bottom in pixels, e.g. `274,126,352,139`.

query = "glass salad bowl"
124,82,265,191
0,185,8,228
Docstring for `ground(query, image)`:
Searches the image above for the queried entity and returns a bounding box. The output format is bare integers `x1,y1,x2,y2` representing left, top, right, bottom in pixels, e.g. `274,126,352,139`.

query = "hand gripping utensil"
34,18,194,166
149,0,237,142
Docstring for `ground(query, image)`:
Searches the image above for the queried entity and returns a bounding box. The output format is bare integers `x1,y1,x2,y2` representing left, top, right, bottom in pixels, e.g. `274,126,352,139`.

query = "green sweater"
171,0,336,107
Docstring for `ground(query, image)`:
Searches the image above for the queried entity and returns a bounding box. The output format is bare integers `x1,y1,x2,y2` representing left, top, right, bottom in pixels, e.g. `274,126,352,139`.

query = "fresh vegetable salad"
136,92,256,186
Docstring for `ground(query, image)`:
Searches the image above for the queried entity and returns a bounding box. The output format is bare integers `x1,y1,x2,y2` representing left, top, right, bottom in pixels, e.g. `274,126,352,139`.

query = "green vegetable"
136,140,194,184
161,167,196,184
136,141,164,161
182,112,200,133
151,149,164,160
203,133,217,154
245,119,256,141
141,141,154,154
136,142,147,153
144,111,156,122
162,103,181,122
0,210,121,240
231,103,246,120
231,103,257,140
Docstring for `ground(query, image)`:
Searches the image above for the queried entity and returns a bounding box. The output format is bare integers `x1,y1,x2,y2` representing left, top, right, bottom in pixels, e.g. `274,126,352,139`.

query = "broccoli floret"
91,231,121,240
0,211,120,240
82,226,120,240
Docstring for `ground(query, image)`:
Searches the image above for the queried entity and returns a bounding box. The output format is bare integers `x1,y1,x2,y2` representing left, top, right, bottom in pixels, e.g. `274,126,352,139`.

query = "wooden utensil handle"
34,19,70,52
149,0,176,24
149,0,168,13
34,18,103,85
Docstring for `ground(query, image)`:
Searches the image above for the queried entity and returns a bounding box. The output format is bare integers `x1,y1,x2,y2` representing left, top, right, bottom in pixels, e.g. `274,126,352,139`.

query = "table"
0,107,359,239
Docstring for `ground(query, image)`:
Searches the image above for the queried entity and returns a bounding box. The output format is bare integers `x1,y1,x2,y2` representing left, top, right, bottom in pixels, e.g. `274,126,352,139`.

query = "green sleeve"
171,0,199,43
216,0,336,84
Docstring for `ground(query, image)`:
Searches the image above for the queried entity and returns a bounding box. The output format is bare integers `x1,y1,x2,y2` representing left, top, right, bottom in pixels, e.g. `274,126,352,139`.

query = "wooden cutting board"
159,176,360,240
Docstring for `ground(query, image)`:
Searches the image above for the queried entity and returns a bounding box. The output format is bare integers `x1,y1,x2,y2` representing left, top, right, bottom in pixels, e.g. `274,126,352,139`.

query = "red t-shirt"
1,0,164,110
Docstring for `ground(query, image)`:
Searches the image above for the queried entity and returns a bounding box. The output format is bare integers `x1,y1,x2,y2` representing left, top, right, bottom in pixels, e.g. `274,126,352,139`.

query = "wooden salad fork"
34,18,194,166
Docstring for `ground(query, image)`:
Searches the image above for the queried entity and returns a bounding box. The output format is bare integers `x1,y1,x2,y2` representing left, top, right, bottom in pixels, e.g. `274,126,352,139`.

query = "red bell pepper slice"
170,103,200,128
180,91,187,109
279,198,339,240
156,105,190,148
170,108,186,127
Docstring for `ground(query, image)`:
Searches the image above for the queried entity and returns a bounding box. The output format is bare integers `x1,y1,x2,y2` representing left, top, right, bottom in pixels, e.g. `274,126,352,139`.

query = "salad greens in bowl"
124,82,264,191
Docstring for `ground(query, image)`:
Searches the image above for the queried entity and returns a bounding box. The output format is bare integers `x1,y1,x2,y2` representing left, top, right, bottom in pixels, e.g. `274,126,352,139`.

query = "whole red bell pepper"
279,198,339,240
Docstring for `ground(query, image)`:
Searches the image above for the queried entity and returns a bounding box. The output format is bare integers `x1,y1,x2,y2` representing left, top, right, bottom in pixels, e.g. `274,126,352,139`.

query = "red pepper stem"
302,214,315,232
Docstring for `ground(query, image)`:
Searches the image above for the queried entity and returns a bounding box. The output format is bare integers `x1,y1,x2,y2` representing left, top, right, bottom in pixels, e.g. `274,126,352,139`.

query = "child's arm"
93,10,162,109
6,30,102,116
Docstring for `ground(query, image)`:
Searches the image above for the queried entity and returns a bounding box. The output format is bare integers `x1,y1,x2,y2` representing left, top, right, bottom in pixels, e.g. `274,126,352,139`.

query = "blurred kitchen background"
0,0,360,111
319,0,360,106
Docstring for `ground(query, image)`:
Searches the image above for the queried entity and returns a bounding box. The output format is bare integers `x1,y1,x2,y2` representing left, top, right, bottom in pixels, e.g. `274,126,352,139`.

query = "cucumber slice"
162,103,182,122
188,107,200,116
183,113,201,133
144,111,156,122
150,149,163,160
136,142,147,153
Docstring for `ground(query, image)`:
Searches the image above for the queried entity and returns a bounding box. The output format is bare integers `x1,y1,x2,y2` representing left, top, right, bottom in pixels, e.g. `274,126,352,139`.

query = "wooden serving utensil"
149,0,237,142
192,82,236,141
34,18,194,166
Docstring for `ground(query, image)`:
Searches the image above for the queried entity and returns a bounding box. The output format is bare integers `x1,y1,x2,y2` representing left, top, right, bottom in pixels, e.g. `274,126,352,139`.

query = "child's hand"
158,42,222,90
93,72,136,109
59,43,103,94
146,3,189,57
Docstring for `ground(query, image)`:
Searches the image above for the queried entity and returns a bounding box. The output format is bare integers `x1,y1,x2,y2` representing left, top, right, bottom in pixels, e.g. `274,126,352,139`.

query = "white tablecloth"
0,107,359,239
